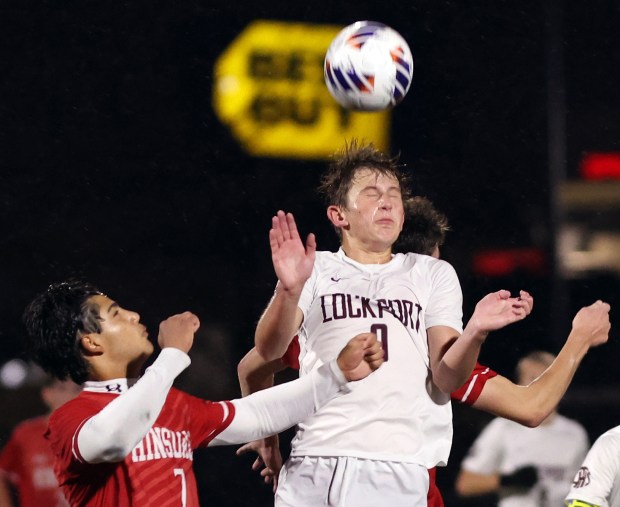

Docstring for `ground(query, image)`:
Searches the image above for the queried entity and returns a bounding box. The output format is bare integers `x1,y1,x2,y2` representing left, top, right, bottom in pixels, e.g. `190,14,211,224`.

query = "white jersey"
290,249,463,466
461,414,589,507
565,425,620,507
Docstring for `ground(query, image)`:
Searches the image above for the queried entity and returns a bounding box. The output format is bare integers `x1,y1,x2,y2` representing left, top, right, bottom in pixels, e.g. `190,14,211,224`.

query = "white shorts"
275,455,429,507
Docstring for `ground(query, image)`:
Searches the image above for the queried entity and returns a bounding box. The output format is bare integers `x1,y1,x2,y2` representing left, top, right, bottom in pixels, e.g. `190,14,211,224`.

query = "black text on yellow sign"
213,20,391,159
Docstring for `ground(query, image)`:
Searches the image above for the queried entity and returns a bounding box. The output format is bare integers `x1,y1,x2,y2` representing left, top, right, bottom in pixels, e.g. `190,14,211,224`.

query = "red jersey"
47,388,235,507
0,415,68,507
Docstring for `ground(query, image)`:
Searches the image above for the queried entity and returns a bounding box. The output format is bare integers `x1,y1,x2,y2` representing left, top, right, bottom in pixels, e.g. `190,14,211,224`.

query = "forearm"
77,348,190,463
455,470,500,497
211,360,347,446
434,323,486,394
255,284,302,360
238,347,285,396
490,330,587,426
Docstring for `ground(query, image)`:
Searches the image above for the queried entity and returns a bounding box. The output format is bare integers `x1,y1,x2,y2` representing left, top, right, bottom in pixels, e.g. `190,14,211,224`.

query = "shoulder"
11,415,48,437
314,250,342,267
595,426,620,447
49,393,107,428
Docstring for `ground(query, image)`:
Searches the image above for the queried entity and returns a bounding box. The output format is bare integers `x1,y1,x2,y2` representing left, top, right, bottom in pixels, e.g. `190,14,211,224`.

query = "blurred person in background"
455,351,590,507
0,376,81,507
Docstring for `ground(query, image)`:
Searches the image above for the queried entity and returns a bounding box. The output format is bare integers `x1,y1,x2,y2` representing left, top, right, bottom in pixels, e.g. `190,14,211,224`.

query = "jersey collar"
82,378,139,394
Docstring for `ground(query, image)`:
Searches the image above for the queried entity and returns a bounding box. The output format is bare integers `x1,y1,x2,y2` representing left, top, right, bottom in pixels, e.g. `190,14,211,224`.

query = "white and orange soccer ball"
324,21,414,111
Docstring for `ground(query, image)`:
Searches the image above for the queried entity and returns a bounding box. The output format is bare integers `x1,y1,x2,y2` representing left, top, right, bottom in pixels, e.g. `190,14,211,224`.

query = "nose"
128,310,140,323
379,197,392,209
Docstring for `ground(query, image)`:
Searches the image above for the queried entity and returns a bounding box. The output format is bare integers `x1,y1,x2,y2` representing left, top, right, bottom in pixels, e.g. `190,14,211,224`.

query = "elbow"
255,341,284,362
434,374,462,395
100,426,144,461
500,405,547,428
237,353,251,382
82,430,135,463
517,409,547,428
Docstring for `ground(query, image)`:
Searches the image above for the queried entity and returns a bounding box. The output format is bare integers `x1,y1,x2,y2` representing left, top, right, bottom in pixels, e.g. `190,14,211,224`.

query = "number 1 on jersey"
370,323,388,361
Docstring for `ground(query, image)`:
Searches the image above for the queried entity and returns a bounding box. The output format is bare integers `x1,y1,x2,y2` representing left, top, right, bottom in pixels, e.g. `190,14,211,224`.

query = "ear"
327,205,349,229
79,333,103,354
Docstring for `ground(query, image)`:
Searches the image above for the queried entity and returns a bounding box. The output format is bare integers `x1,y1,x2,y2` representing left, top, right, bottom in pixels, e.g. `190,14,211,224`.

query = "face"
337,168,405,250
85,295,154,366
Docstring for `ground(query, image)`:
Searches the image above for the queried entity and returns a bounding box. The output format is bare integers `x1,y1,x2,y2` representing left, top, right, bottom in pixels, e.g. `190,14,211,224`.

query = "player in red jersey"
237,196,611,506
0,377,81,507
22,280,384,507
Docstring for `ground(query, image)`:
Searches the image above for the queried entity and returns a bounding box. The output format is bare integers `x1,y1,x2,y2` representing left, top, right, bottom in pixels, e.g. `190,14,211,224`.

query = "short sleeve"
451,363,498,405
425,260,463,333
180,391,236,448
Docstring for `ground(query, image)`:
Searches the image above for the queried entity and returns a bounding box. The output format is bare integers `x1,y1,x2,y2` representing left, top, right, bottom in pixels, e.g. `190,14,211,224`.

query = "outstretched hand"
469,290,533,334
236,435,282,492
337,332,385,381
270,210,316,294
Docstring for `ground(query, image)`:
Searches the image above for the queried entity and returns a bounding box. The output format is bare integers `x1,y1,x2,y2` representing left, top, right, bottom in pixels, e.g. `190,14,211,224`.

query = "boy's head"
396,196,450,257
319,140,411,248
23,281,103,384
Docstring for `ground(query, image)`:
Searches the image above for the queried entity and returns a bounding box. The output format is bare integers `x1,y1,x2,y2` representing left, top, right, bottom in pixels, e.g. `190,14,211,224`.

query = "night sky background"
1,1,619,505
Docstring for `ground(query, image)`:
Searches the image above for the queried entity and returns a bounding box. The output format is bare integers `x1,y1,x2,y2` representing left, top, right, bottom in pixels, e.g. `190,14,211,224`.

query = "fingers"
236,442,253,456
306,232,317,255
285,211,300,240
496,289,511,300
518,290,534,313
593,300,611,312
272,210,297,242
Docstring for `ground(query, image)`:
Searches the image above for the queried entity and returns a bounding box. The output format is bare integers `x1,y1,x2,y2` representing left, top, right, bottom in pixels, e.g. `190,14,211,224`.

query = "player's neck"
87,356,146,382
341,239,393,264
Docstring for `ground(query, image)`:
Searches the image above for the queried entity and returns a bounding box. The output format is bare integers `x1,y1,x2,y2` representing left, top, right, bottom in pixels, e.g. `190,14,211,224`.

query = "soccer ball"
324,21,414,111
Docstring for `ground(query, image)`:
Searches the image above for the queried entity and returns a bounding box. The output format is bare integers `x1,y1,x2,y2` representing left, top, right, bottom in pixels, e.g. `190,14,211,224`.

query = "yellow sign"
213,20,391,159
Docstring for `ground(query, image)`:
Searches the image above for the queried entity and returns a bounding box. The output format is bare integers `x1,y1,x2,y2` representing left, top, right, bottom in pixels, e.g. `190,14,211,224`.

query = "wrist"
563,331,590,360
275,281,303,298
463,318,489,343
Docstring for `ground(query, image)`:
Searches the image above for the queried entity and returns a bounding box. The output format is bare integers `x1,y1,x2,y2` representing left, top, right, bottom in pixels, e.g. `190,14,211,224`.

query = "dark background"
1,1,619,505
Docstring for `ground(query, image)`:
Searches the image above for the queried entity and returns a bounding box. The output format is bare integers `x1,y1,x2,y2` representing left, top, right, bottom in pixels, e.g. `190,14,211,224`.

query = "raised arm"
76,313,198,463
471,300,611,427
255,211,315,360
429,290,533,394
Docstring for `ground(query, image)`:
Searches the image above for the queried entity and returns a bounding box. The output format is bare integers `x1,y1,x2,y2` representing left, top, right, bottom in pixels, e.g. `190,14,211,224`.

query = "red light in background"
472,248,546,277
580,153,620,180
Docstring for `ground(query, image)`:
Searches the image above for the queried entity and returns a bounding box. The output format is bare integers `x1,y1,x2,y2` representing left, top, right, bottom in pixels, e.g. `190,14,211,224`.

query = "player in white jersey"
565,427,620,507
456,351,589,507
251,141,533,506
